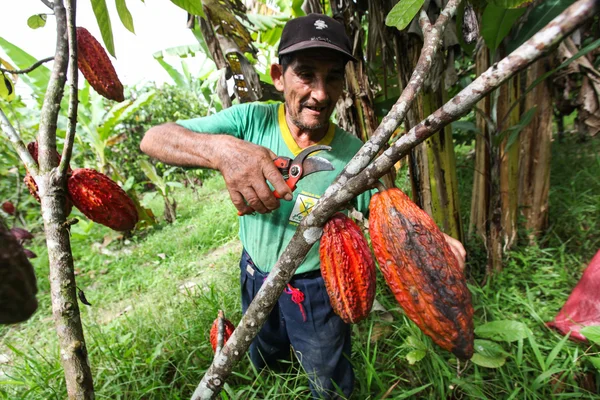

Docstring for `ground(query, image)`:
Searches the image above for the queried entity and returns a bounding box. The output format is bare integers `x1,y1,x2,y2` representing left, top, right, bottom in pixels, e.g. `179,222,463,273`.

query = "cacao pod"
23,142,73,215
76,27,124,102
319,213,376,324
0,221,38,324
209,317,235,353
2,201,15,215
67,168,138,231
369,188,474,360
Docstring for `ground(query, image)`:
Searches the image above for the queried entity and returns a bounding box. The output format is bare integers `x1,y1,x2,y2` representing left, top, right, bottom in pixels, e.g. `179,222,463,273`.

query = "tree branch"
59,0,78,177
0,57,54,75
39,0,96,398
191,0,598,398
0,107,39,176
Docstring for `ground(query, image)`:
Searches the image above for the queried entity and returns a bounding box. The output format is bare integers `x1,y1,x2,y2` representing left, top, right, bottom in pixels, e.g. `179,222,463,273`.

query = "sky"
1,0,204,87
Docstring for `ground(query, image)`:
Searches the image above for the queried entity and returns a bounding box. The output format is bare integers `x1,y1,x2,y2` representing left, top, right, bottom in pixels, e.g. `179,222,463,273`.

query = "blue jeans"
240,249,354,399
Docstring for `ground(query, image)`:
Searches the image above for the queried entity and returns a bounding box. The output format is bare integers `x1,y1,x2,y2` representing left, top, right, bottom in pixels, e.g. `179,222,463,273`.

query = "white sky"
1,0,203,87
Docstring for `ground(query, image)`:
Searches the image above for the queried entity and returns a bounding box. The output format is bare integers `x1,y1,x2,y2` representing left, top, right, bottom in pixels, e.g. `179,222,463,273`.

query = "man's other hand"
442,233,466,272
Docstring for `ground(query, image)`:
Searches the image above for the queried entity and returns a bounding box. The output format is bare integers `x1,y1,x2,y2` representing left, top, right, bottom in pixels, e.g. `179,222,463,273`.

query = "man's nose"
311,77,328,103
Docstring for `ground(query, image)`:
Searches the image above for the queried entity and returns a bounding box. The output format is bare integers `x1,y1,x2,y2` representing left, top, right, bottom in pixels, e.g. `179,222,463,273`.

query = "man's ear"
270,64,284,92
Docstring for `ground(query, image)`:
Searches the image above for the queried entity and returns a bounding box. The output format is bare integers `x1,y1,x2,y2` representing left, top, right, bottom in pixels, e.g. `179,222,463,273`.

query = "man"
141,14,466,399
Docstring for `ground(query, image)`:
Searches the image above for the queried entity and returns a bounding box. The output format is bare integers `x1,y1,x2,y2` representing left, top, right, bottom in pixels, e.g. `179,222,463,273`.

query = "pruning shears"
271,144,334,199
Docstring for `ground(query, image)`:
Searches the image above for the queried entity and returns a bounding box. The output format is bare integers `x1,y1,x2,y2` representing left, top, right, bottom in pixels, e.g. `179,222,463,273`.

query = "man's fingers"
442,233,467,271
229,190,253,216
240,186,269,214
263,163,293,201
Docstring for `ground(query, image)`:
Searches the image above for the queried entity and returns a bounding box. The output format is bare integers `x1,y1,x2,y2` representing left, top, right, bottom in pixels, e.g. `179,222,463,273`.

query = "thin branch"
191,0,598,398
38,1,68,173
0,107,39,175
0,57,54,75
59,0,78,177
41,0,54,10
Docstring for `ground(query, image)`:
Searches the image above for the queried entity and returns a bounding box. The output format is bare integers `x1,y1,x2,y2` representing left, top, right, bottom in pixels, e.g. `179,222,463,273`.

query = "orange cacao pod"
209,317,235,353
23,142,73,215
369,188,474,359
76,27,124,102
67,169,138,231
319,213,376,324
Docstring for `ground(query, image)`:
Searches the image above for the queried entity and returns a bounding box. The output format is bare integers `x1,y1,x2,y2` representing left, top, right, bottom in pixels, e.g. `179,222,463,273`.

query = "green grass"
1,136,600,399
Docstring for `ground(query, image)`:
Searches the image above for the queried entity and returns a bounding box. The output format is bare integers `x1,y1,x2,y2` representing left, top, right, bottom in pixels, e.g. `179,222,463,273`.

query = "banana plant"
76,81,155,174
139,159,182,223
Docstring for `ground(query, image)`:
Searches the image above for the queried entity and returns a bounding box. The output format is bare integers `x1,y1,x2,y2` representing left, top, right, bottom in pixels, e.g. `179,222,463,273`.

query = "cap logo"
314,19,328,30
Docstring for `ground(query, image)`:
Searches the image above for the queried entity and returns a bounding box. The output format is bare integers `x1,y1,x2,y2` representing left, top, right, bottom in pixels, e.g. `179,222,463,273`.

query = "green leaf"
385,0,425,31
405,335,427,350
0,37,51,98
91,0,116,57
481,4,526,52
170,0,205,18
406,349,427,365
589,357,600,371
475,320,531,342
488,0,533,8
115,0,135,34
452,121,479,133
471,339,508,368
140,160,167,195
27,14,47,29
509,0,575,53
580,326,600,344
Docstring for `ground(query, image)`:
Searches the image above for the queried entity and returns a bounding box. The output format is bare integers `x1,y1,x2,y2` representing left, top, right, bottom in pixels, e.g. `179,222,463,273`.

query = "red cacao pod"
67,168,138,231
319,213,376,324
2,201,15,215
209,317,235,353
369,188,474,360
23,142,73,215
76,27,124,102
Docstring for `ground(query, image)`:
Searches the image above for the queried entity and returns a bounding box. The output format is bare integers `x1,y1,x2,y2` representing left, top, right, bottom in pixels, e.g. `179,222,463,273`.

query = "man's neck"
285,113,329,149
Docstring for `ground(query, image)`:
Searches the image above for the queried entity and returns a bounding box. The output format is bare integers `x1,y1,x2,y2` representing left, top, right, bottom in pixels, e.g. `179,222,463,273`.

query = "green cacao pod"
319,212,376,324
369,188,474,359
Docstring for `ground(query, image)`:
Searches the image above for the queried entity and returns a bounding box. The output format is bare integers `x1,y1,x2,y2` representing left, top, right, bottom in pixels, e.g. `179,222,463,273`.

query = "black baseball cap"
278,14,357,62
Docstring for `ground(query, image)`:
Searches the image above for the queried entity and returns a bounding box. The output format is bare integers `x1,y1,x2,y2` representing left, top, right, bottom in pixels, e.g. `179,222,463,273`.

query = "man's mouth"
304,105,327,113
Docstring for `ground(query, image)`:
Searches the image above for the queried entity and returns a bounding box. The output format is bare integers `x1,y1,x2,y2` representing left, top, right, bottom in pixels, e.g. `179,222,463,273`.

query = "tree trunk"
332,0,397,189
469,46,491,240
401,33,463,240
519,58,553,240
497,75,521,249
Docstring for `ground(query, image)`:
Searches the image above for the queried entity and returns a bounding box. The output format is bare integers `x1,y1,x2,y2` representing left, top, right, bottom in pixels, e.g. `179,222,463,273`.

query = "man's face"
271,50,346,133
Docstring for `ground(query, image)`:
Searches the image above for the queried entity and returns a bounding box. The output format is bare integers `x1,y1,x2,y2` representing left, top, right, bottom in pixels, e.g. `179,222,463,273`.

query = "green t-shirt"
178,102,371,274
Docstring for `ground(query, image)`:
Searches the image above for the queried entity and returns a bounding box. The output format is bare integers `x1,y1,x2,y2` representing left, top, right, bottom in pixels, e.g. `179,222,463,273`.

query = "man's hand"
216,137,293,216
442,233,466,272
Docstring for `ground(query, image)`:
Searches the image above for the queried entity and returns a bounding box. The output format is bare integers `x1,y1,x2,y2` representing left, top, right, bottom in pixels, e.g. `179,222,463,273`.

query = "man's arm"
140,123,293,215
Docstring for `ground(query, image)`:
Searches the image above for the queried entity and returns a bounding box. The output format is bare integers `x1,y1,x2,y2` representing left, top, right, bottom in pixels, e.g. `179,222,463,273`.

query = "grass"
1,135,600,399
